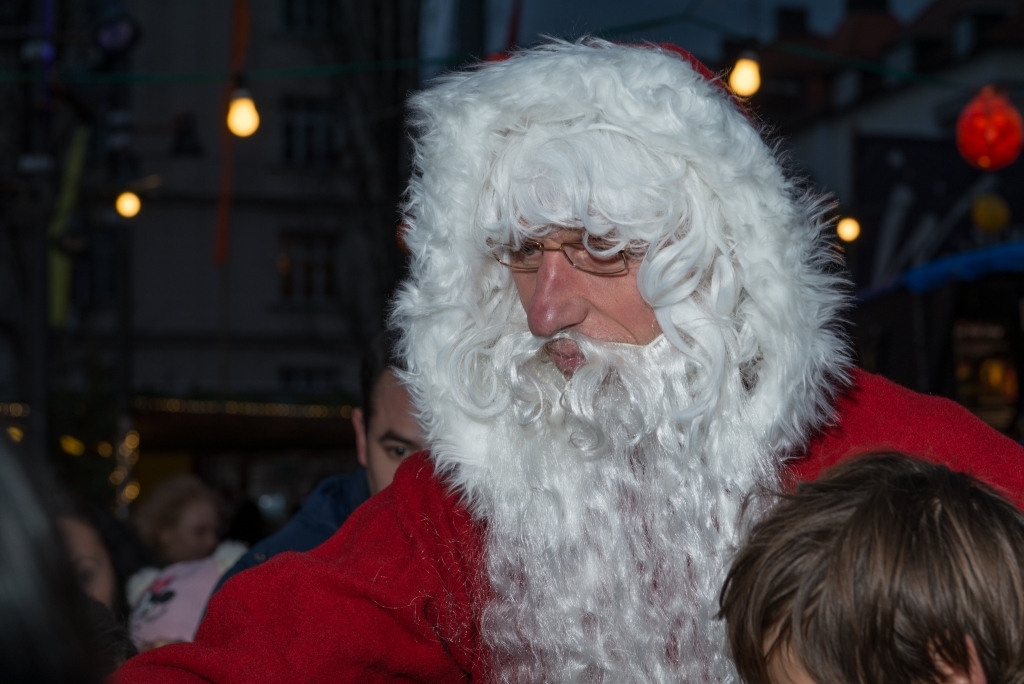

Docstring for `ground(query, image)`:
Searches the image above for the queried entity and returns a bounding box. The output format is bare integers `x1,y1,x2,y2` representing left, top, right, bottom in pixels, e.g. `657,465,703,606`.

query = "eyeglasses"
495,239,629,276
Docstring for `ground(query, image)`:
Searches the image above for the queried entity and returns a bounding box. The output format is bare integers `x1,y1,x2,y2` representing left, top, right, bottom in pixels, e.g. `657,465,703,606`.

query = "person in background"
214,328,425,591
134,475,221,565
56,497,157,623
127,475,246,651
0,440,101,684
719,454,1022,684
58,513,116,608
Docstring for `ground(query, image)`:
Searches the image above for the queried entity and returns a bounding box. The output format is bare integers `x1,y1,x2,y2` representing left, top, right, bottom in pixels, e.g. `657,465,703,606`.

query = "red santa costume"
115,41,1024,683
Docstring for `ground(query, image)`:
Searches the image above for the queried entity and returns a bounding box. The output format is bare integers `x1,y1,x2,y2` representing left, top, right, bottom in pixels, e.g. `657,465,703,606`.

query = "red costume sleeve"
791,369,1024,508
112,455,487,684
113,370,1024,683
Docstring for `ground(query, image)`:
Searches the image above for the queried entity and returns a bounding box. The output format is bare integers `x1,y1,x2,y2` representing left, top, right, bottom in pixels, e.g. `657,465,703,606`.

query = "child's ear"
934,637,986,684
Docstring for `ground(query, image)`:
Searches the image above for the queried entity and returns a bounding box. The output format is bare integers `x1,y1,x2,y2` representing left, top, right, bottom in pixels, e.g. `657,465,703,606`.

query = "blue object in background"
858,241,1024,303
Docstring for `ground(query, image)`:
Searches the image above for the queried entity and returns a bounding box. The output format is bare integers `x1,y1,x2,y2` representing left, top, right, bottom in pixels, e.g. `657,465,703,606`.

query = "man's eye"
518,242,540,256
387,446,410,459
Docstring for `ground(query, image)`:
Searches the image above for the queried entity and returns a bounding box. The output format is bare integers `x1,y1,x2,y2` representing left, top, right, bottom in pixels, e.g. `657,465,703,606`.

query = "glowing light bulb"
60,435,85,456
227,89,260,137
971,193,1010,233
115,191,141,218
836,217,861,242
729,56,761,97
122,480,140,502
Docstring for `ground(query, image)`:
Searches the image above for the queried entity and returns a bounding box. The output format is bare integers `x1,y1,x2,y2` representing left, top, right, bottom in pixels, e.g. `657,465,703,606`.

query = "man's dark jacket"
215,468,370,592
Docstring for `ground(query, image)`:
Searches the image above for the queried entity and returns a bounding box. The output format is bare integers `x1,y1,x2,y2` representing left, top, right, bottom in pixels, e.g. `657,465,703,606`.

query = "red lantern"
956,86,1023,171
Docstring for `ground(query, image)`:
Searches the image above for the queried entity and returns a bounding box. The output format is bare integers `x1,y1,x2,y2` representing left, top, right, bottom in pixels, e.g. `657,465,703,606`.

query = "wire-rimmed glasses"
495,238,628,276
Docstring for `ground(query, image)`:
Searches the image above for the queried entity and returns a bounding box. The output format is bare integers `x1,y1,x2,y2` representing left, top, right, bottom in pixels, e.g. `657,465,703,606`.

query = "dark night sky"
496,0,935,62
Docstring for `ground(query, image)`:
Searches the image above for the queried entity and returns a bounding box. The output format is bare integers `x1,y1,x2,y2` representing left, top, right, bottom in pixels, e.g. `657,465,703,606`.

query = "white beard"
457,331,779,683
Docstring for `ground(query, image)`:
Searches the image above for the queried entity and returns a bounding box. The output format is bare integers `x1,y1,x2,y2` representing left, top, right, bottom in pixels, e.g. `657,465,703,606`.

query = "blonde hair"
133,475,218,560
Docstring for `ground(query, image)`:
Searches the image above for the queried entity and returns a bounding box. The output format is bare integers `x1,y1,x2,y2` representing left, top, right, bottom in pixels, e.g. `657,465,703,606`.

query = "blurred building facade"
741,0,1024,436
127,0,418,402
0,0,424,516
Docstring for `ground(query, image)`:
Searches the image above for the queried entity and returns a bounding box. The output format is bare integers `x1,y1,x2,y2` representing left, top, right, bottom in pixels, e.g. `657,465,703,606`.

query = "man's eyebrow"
377,430,419,446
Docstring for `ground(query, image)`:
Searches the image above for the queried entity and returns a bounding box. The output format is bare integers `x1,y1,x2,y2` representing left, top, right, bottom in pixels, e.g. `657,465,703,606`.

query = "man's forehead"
525,226,585,240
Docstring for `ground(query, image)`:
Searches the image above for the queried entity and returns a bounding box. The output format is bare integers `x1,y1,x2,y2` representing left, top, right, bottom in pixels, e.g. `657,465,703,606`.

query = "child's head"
134,475,221,565
719,453,1024,684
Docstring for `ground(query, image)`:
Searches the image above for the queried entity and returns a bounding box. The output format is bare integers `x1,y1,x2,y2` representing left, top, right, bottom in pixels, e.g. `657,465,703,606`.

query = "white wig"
392,39,851,506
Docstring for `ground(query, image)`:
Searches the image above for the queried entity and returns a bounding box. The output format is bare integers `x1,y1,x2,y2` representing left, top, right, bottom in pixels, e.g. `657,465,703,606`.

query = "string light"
227,89,260,137
836,217,861,242
112,427,141,511
134,396,354,419
121,480,140,503
6,426,23,442
729,53,761,97
109,467,126,485
0,402,29,417
97,440,113,457
60,435,86,456
115,190,141,217
971,193,1011,233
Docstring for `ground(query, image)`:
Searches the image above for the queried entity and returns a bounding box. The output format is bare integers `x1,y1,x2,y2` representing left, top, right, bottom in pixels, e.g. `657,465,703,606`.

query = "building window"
281,97,341,169
277,232,337,305
279,367,340,394
280,0,332,34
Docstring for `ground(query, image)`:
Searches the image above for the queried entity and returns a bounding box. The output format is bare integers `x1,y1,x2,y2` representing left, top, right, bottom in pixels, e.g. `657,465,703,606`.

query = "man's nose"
525,251,588,338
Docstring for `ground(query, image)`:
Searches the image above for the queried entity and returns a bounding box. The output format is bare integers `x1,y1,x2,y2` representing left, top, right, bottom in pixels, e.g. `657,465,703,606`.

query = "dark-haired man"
215,333,423,590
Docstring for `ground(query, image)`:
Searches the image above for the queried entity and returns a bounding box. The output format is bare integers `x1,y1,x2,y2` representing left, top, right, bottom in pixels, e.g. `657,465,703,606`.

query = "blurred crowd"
1,330,416,681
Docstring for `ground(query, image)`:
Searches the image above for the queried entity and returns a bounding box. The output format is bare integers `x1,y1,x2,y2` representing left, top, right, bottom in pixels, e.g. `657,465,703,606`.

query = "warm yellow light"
729,57,761,97
6,426,23,442
837,217,861,242
971,193,1010,234
227,89,260,137
60,435,86,456
116,191,141,218
122,480,140,502
124,430,140,450
97,440,113,457
983,359,1006,388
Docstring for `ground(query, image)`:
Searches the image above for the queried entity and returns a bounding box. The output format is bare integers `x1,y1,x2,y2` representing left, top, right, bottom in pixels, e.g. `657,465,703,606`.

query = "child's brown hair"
719,453,1024,684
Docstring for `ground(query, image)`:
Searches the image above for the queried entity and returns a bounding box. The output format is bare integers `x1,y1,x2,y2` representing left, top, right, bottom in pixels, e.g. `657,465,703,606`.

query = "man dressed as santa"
116,41,1024,683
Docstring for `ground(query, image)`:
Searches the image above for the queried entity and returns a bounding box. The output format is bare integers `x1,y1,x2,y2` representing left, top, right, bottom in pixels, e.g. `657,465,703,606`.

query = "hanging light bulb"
836,217,861,242
115,191,141,218
227,88,260,137
729,53,761,97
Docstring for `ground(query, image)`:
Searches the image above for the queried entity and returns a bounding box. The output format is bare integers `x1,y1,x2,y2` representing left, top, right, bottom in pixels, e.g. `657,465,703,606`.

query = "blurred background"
0,0,1021,535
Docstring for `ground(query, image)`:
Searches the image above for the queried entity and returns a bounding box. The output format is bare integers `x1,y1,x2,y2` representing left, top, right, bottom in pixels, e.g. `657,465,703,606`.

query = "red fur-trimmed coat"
114,370,1024,683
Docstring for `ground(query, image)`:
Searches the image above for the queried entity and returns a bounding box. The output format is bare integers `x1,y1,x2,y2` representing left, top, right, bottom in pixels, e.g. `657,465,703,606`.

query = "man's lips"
544,338,586,377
